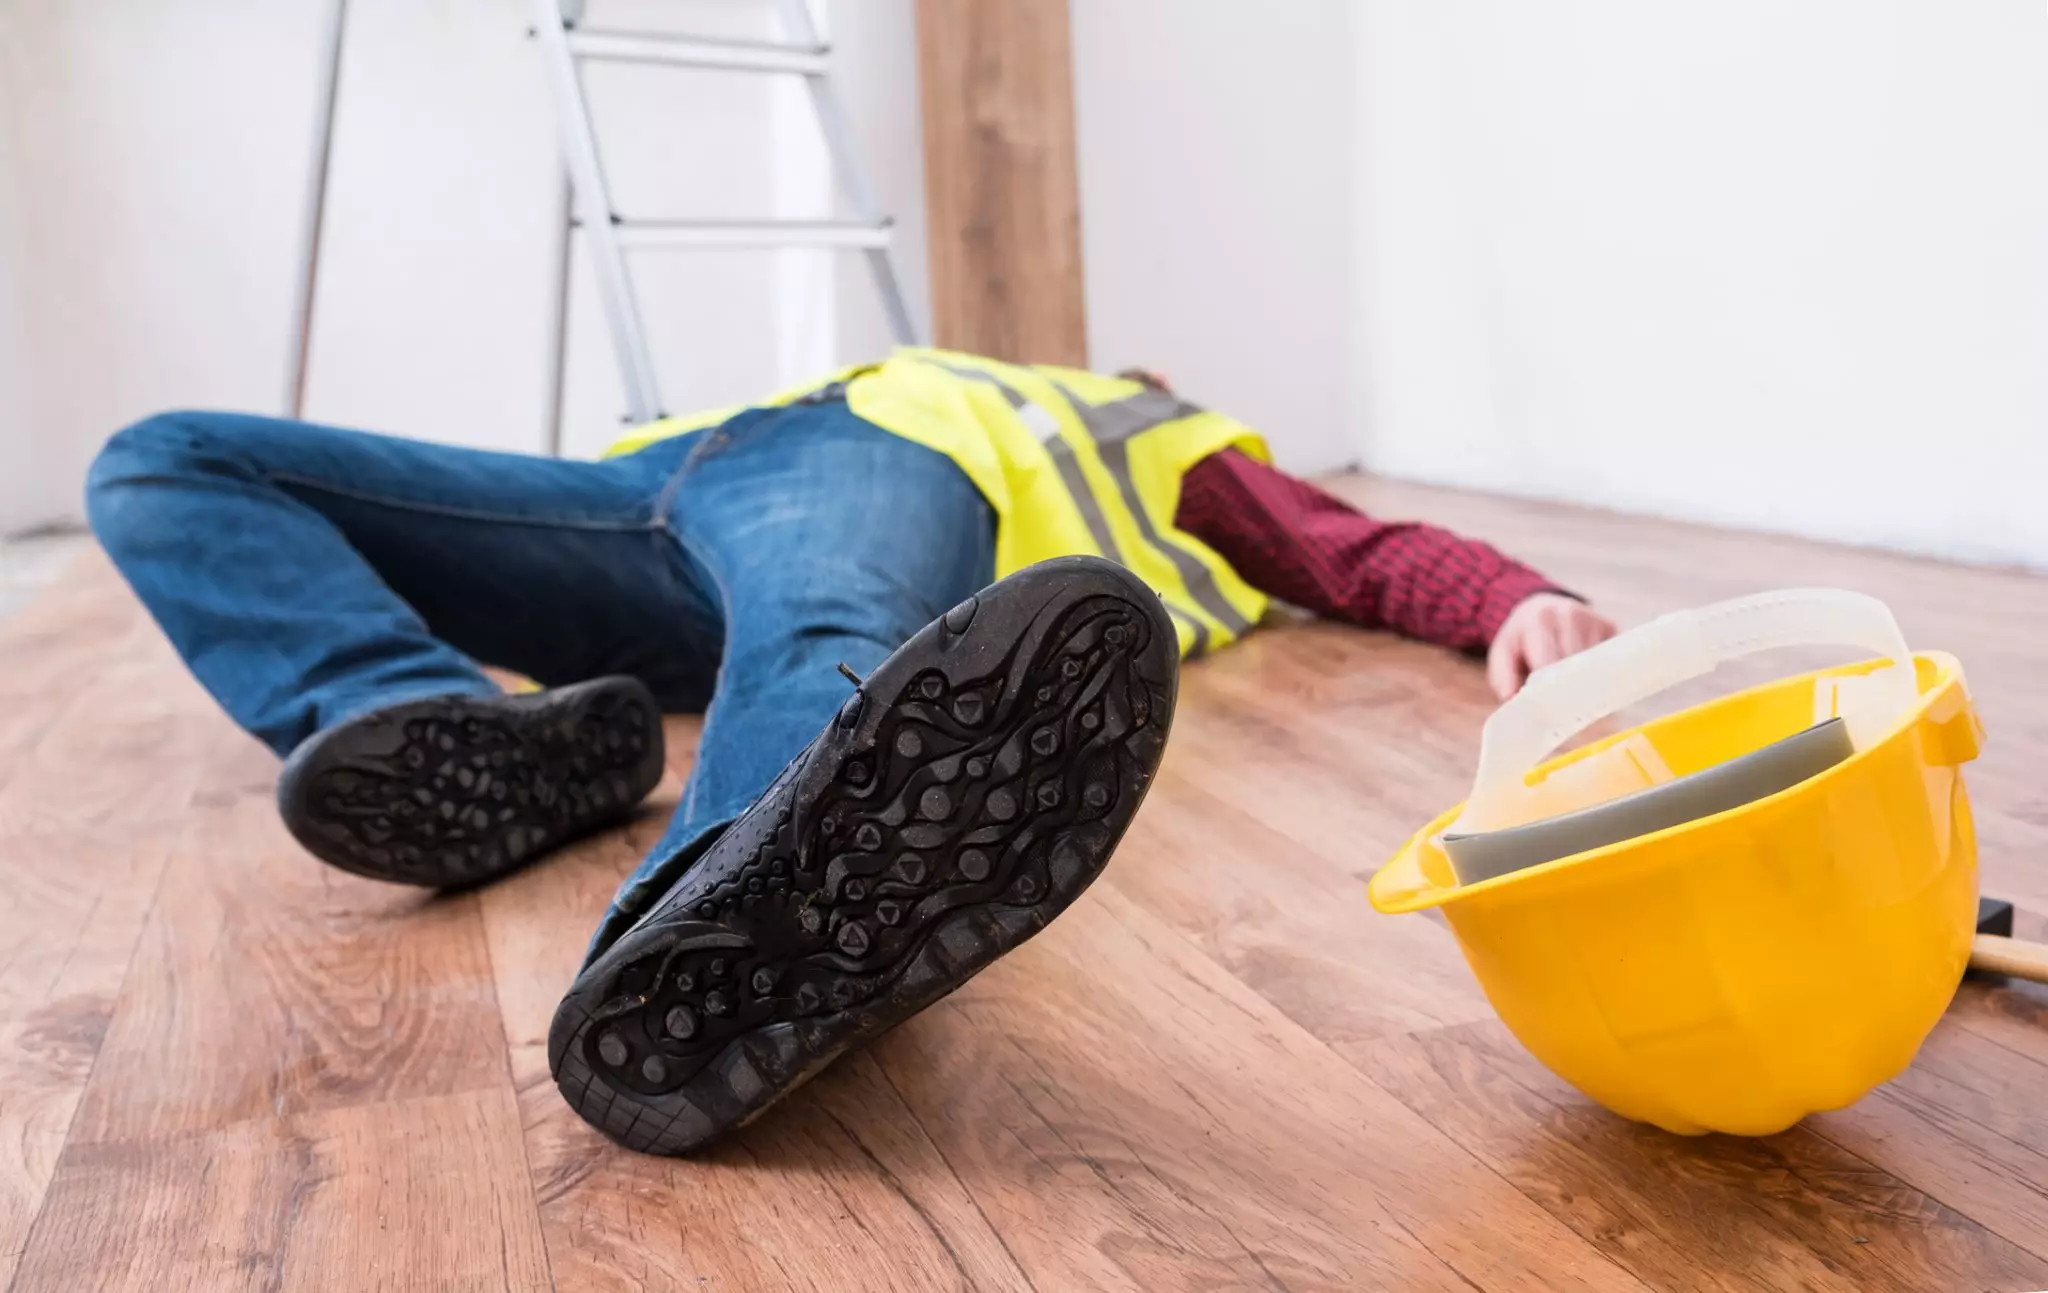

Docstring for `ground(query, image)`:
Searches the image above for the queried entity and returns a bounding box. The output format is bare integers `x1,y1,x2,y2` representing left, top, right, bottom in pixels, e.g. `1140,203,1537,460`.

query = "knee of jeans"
771,590,940,672
84,411,224,544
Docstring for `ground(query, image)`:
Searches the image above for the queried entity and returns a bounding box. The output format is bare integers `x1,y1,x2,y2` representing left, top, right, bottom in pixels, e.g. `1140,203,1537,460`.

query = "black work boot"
548,556,1179,1155
277,676,665,887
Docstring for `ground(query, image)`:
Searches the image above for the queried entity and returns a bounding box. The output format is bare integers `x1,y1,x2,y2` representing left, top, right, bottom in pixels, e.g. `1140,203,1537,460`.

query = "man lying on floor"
85,349,1615,1154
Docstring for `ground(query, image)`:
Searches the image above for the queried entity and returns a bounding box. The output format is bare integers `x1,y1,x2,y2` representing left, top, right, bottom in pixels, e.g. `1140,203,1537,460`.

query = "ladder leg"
530,0,665,422
859,246,918,349
775,0,922,347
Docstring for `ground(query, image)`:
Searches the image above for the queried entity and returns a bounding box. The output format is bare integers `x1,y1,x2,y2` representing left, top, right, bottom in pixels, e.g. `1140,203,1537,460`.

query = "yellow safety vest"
606,348,1272,658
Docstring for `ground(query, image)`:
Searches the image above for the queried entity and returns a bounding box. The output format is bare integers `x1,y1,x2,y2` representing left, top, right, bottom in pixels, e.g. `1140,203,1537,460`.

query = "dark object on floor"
1976,896,2015,938
277,675,664,887
1441,718,1853,884
1968,895,2048,983
549,555,1180,1156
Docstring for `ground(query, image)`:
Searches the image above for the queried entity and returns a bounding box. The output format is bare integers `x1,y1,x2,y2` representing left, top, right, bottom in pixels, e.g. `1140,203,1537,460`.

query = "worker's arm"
1174,448,1615,697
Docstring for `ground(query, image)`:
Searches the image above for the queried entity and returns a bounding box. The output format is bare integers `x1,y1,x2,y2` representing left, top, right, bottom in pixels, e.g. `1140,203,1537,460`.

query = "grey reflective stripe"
1095,437,1253,637
1053,386,1202,444
1015,401,1062,442
916,358,1124,563
916,357,1250,647
1053,380,1255,638
1166,605,1210,659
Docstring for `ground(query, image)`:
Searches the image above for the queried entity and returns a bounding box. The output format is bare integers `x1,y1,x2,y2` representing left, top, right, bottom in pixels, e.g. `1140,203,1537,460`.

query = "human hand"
1485,593,1618,700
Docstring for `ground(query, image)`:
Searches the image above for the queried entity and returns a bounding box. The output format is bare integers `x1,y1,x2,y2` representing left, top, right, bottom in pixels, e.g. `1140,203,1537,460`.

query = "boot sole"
277,676,666,887
548,557,1179,1155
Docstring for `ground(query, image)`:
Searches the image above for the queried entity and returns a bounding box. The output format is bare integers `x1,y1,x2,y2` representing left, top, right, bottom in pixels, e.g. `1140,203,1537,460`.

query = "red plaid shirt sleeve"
1174,448,1566,652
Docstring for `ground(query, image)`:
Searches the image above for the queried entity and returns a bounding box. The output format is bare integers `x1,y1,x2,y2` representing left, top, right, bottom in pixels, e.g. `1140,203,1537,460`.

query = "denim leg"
86,411,723,756
586,402,996,956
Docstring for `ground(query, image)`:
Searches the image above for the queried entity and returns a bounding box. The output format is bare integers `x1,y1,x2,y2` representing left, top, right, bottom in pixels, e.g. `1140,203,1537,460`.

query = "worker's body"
86,351,1613,1154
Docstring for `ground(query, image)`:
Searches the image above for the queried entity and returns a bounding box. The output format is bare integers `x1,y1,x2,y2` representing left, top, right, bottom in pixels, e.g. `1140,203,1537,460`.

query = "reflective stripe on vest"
1048,380,1256,643
916,359,1131,581
602,349,1273,659
916,360,1245,657
906,355,1263,658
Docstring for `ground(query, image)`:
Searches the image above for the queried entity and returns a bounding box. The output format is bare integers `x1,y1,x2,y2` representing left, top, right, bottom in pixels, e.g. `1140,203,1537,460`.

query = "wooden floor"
4,478,2047,1292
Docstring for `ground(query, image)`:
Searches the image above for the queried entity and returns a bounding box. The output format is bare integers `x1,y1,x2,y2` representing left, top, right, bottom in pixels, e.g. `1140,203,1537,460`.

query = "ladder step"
613,219,894,250
565,28,828,75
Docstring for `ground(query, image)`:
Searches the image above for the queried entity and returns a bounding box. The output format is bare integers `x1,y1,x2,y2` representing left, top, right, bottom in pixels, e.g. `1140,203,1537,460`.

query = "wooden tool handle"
1970,933,2048,984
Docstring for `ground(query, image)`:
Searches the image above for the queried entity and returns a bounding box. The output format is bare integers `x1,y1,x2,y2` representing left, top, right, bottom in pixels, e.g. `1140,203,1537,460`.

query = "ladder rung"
566,29,828,75
613,219,893,250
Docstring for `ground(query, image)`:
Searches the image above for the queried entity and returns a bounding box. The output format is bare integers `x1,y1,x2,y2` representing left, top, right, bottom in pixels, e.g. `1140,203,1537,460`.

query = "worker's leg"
86,411,721,750
553,542,1182,1154
584,400,998,955
86,411,723,884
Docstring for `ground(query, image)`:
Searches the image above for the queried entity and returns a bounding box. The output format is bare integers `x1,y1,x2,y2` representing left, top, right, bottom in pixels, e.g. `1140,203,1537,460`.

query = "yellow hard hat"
1370,589,1984,1136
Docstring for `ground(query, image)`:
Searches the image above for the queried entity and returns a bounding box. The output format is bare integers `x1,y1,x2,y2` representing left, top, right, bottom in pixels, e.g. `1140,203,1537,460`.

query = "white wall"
306,0,927,461
0,0,928,525
549,0,929,456
556,0,789,455
19,1,2036,570
300,0,564,454
0,83,41,531
0,0,332,534
1070,0,1356,475
825,0,929,370
1352,1,2048,569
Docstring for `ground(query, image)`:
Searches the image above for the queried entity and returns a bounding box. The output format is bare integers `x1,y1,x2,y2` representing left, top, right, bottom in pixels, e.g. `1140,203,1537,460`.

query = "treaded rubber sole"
277,676,665,887
548,556,1179,1156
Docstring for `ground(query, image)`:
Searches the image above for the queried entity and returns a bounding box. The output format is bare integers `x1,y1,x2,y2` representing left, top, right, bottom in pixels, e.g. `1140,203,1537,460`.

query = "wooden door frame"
914,0,1088,365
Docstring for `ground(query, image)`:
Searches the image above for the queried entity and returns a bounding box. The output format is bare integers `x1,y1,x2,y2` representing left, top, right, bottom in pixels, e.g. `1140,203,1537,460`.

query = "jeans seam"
679,404,796,475
657,513,735,877
654,457,692,522
649,424,729,519
264,469,660,534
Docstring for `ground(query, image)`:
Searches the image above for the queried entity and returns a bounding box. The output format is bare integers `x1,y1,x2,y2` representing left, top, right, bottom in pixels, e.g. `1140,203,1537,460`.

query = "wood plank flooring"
3,477,2045,1291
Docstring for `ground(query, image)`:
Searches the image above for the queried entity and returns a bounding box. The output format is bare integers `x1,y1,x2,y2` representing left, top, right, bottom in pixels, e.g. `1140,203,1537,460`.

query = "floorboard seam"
3,767,189,1292
475,894,564,1293
869,1051,1041,1293
1804,1093,2048,1265
1087,884,1656,1292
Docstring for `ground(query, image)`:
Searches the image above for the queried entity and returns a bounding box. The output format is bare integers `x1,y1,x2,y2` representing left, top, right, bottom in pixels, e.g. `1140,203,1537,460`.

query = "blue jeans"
85,400,997,955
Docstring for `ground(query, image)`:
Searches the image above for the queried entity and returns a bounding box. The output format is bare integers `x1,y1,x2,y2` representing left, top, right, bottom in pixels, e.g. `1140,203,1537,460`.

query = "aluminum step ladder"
530,0,919,425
